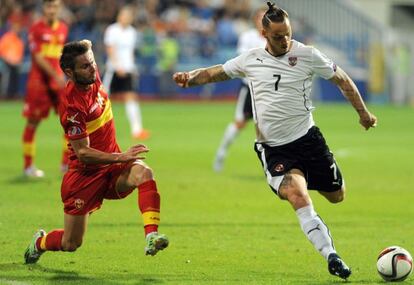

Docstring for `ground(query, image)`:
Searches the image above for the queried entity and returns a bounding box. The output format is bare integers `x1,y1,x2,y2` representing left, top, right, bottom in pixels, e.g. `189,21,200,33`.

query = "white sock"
125,100,143,135
296,204,336,260
216,123,239,159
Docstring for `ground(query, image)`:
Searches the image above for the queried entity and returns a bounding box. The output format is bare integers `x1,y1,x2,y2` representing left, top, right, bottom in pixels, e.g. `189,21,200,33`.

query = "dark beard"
74,73,96,85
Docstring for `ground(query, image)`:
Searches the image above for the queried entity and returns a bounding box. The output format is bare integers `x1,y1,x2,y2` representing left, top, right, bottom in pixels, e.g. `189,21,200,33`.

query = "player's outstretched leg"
213,122,240,172
328,253,352,280
23,121,45,178
145,232,169,256
24,229,46,264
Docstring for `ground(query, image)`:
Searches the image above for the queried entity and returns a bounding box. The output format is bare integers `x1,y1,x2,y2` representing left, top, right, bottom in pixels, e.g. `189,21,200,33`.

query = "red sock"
138,180,160,235
23,125,36,169
36,229,64,251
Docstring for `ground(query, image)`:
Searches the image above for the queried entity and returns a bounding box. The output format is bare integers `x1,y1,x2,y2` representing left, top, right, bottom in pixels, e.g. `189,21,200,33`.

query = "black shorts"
254,126,343,195
109,73,134,94
234,83,253,121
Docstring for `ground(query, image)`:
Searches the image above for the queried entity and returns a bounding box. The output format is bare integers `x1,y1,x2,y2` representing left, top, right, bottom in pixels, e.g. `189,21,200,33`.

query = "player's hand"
118,144,149,162
173,72,190,88
359,110,377,130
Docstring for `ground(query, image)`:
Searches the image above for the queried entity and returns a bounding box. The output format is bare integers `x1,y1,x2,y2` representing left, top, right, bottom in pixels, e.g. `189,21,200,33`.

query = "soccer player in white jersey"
213,8,267,172
103,6,149,140
173,2,377,280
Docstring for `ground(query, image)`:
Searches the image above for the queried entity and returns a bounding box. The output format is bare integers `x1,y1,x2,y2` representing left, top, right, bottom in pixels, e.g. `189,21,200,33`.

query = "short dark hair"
60,40,92,71
262,2,289,28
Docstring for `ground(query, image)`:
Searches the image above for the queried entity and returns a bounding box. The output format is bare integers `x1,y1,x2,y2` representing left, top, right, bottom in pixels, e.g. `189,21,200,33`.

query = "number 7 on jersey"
273,74,281,91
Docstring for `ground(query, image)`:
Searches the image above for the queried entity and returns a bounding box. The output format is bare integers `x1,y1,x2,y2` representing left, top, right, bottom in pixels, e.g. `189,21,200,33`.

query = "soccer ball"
377,246,413,282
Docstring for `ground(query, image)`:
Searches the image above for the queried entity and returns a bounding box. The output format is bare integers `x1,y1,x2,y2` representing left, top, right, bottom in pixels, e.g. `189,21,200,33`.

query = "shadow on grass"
0,263,169,284
5,175,53,185
91,221,286,229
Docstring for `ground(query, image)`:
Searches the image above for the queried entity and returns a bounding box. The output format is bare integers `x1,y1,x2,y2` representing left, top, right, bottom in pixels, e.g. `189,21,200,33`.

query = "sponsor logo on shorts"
288,56,297,67
74,198,84,210
274,164,284,172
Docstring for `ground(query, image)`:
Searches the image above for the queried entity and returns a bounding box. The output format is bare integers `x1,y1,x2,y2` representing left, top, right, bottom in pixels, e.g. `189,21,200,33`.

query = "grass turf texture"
0,101,413,285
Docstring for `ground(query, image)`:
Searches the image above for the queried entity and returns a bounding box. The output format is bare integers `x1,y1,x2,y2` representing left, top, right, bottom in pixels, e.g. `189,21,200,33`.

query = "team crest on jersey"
74,198,85,210
68,126,82,136
288,56,297,67
274,164,285,172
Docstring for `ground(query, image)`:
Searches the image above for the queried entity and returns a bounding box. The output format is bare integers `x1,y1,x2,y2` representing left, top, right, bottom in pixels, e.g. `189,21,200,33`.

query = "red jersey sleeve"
63,105,88,141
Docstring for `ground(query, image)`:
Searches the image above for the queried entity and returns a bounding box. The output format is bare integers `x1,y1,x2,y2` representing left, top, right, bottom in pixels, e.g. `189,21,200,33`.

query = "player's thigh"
307,156,344,192
62,170,107,215
303,127,344,192
63,213,88,245
254,143,305,199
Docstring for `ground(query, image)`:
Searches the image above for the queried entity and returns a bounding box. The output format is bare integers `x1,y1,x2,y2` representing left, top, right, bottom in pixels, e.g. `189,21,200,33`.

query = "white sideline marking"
0,279,32,285
335,149,352,158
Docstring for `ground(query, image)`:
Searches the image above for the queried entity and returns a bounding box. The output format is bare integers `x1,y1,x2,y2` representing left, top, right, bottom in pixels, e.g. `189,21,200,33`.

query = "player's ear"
261,28,267,38
63,68,73,79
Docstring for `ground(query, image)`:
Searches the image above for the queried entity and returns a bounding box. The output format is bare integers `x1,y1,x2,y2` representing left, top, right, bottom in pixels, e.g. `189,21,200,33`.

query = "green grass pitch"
0,101,413,285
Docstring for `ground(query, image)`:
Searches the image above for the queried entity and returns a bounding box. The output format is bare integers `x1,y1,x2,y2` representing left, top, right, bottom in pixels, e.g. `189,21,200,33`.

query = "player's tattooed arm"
330,66,377,130
173,65,230,87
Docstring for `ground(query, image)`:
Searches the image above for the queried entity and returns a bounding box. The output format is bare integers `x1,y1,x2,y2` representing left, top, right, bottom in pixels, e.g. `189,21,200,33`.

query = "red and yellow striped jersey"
28,19,68,82
59,74,121,170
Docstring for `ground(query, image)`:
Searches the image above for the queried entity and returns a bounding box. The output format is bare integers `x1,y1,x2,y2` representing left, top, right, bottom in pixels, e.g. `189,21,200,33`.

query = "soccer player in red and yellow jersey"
22,0,69,177
24,40,169,263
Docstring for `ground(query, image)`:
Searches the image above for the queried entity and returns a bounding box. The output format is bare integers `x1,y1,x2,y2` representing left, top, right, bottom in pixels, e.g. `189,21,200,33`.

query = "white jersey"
103,23,137,73
237,29,266,84
223,40,336,146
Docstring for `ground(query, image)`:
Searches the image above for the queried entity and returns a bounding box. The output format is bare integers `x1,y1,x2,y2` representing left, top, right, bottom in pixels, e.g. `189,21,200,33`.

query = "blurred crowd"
3,0,410,105
1,0,278,98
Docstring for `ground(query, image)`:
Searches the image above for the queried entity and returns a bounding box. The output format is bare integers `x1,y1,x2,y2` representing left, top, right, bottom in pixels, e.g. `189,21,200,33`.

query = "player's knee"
281,187,310,209
329,189,346,204
235,120,247,129
288,192,310,208
132,163,154,185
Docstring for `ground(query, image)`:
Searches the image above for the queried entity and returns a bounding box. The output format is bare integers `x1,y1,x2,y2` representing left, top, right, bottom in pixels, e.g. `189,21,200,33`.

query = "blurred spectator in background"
391,43,411,106
157,31,180,98
0,12,24,98
213,8,266,172
22,0,69,177
103,5,150,140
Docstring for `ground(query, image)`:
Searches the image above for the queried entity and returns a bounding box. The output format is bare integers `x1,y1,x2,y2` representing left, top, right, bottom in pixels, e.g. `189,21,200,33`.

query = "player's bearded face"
73,51,97,85
263,19,292,56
